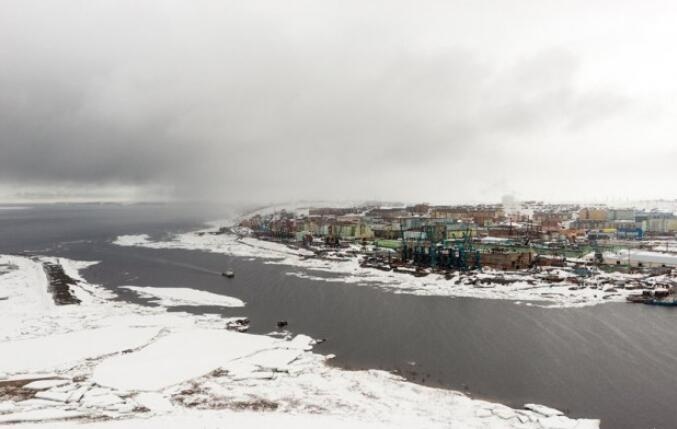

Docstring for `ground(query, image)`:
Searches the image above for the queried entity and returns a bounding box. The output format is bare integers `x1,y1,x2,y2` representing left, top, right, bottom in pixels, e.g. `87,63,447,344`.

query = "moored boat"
627,288,677,306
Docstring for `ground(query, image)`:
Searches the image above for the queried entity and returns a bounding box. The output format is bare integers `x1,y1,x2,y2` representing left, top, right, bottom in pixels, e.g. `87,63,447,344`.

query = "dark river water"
1,203,677,429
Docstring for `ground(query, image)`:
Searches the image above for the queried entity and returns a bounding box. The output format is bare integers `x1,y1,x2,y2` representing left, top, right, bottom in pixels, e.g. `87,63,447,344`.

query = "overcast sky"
0,1,675,204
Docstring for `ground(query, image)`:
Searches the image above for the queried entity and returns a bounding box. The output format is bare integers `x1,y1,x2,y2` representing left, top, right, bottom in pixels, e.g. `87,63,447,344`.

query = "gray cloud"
0,1,667,203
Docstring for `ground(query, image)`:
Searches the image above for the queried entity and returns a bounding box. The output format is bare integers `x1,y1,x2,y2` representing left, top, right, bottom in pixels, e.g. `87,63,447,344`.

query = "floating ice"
120,286,245,308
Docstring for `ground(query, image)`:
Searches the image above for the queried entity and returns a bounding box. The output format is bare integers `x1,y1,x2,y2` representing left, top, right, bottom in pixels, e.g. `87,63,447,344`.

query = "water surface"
1,203,676,429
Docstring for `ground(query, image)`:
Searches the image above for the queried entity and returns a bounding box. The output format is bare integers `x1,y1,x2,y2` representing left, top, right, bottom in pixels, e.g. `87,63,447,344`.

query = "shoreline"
0,254,599,428
113,225,669,308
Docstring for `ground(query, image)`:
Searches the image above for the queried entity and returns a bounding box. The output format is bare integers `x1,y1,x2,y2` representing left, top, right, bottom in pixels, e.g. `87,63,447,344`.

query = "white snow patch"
0,255,54,340
0,327,160,375
23,379,70,390
34,390,71,403
113,234,153,246
92,329,283,391
133,392,174,412
120,286,245,308
0,401,17,413
0,409,87,424
603,249,677,267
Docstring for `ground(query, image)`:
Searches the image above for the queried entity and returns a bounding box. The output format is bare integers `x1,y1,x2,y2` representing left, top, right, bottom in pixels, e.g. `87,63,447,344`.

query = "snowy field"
113,229,650,308
0,254,599,428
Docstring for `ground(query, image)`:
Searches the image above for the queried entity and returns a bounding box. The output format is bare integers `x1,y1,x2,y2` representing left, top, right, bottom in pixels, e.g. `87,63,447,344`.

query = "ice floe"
119,286,245,308
0,327,160,374
112,234,155,247
92,329,283,391
23,380,70,391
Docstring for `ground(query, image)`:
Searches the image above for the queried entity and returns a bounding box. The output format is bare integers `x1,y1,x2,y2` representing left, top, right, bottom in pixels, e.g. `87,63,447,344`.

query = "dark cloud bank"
0,1,668,203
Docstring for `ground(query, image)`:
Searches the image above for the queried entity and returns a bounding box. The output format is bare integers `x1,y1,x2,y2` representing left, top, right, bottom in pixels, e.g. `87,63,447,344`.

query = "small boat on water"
222,270,235,278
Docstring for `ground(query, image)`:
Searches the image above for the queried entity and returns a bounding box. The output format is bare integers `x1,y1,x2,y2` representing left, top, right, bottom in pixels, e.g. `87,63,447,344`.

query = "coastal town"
234,201,677,306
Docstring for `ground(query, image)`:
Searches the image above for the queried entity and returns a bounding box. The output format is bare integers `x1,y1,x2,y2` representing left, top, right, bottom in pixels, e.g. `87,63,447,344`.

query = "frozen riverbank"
0,254,598,428
113,229,656,308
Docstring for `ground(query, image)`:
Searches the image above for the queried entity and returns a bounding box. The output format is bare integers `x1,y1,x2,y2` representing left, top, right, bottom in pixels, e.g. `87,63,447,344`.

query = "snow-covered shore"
0,254,599,428
113,231,649,308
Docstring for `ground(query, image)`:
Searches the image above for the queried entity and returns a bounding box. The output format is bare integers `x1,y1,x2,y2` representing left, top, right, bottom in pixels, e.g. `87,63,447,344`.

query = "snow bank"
0,255,53,314
93,329,284,391
603,249,677,266
23,380,70,390
0,409,88,424
119,286,245,308
0,327,160,375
